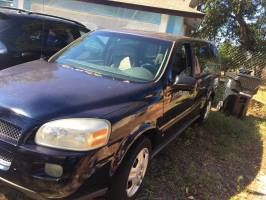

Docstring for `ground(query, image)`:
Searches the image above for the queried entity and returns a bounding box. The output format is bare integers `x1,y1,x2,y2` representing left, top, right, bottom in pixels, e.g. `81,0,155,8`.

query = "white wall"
15,0,187,35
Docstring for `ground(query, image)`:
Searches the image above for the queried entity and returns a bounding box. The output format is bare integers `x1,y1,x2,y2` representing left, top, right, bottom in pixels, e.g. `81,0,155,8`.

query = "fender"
109,121,157,175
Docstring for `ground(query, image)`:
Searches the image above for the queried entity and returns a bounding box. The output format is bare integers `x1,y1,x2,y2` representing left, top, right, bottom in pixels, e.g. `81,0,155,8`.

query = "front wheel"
107,138,151,200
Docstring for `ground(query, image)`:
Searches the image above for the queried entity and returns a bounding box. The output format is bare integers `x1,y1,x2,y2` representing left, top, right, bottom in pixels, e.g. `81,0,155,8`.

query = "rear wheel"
198,97,213,124
107,138,151,200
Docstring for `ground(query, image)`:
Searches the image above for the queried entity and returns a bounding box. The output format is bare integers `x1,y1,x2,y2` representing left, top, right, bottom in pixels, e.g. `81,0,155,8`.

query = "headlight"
35,118,111,151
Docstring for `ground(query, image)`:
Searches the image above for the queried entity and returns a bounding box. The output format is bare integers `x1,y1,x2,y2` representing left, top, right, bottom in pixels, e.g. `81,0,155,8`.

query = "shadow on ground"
138,111,264,200
0,102,265,200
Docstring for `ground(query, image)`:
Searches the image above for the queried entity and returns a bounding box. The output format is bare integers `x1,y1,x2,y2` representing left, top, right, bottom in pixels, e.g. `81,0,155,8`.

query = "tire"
197,97,213,124
107,138,152,200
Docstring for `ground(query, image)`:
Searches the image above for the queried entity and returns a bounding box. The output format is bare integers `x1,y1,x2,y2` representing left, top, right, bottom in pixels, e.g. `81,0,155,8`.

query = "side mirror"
174,75,197,91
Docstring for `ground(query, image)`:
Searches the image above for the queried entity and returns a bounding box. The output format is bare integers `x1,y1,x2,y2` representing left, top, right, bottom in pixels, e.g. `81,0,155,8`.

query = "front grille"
0,119,22,145
0,150,13,163
0,150,13,171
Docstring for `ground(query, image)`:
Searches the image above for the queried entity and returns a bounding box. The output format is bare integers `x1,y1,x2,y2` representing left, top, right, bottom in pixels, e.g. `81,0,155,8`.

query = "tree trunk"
236,15,256,51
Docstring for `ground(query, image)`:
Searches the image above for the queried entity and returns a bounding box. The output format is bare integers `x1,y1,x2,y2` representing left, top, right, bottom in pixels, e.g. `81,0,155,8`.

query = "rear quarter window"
192,41,220,75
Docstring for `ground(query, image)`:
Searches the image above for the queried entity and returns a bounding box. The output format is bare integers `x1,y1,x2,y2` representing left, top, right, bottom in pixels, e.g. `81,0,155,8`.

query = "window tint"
15,20,43,52
172,44,192,79
45,24,80,52
191,41,220,75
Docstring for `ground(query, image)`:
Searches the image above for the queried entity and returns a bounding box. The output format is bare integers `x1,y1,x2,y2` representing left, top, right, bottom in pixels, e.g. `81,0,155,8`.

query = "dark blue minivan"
0,29,219,200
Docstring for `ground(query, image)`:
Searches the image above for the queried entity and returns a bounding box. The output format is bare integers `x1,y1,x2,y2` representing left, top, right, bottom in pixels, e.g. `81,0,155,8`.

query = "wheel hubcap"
204,100,212,119
126,148,149,197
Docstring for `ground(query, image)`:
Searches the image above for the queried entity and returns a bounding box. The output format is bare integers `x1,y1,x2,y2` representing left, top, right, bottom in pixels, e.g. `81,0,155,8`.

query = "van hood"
0,60,151,122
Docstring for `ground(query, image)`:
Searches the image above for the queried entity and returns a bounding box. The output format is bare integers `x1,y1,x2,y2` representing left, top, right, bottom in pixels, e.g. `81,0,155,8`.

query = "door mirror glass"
174,75,197,91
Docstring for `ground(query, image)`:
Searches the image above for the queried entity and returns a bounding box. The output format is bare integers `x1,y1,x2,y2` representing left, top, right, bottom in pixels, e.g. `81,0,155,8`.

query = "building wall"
14,0,186,35
0,0,13,6
167,16,184,34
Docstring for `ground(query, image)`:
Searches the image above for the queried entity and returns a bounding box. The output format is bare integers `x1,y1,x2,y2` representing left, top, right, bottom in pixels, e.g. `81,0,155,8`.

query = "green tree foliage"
219,41,237,70
194,0,265,52
194,0,265,78
219,41,265,77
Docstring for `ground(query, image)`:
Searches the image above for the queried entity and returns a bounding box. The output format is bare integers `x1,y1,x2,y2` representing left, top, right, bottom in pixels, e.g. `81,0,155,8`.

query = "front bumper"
0,139,112,199
0,177,108,200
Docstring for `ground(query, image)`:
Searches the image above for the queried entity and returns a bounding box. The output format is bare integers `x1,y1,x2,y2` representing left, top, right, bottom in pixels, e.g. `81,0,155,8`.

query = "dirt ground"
0,89,266,200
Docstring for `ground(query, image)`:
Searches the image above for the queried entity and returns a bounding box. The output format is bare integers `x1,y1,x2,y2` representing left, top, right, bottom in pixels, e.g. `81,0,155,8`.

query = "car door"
161,42,198,131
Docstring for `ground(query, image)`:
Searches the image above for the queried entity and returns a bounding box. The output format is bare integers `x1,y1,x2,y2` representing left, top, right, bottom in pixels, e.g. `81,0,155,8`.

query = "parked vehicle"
221,72,261,118
0,29,219,200
0,7,89,69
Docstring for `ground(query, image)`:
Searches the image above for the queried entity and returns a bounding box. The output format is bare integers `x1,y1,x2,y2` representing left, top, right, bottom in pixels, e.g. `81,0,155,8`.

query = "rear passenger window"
192,42,220,75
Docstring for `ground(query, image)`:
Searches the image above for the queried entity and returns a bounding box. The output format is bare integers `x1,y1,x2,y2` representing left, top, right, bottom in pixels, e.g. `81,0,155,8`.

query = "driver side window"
172,43,192,80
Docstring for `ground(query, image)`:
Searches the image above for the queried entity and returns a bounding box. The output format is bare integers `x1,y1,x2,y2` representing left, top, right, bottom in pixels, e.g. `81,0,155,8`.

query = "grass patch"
253,89,266,104
138,112,264,200
248,88,266,119
258,120,266,135
204,112,255,136
138,88,266,200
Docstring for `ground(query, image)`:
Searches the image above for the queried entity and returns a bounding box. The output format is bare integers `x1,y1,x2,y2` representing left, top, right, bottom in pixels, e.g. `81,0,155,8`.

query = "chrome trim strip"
160,103,199,131
0,177,38,194
239,92,252,98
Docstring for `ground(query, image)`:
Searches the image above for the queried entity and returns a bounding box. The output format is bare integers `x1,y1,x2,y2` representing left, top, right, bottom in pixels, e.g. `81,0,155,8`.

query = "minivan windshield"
51,31,172,82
